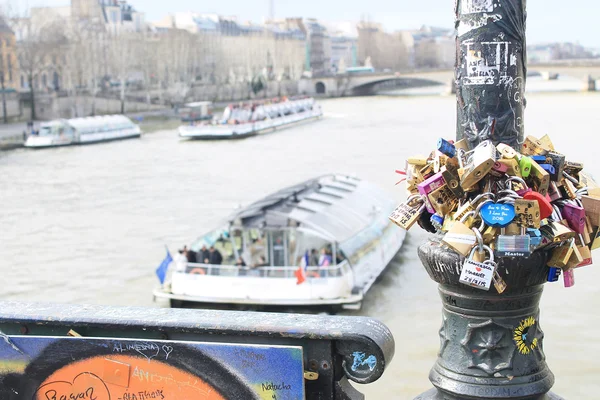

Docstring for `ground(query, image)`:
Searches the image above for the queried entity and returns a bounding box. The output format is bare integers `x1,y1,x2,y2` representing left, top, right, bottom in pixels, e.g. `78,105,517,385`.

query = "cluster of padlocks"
390,135,599,292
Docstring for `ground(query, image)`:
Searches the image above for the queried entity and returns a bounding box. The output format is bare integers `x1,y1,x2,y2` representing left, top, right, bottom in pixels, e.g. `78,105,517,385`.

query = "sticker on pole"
459,259,495,290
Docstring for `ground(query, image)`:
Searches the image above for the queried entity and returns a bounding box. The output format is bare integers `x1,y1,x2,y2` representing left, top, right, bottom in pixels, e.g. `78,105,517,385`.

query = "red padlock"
523,191,553,220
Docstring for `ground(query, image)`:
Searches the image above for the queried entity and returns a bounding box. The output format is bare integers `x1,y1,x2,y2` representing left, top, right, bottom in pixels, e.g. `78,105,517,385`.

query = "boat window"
271,231,286,267
290,229,334,267
244,229,269,267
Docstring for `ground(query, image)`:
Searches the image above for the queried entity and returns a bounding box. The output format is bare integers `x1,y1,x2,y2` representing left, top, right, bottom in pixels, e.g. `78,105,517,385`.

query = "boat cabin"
180,101,213,123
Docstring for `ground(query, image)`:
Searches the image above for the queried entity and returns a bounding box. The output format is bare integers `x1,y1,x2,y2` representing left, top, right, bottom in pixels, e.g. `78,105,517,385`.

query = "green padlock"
519,156,533,178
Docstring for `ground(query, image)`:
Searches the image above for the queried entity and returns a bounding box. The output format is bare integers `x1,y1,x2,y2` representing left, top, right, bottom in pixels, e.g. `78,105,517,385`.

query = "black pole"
455,0,527,150
415,1,564,399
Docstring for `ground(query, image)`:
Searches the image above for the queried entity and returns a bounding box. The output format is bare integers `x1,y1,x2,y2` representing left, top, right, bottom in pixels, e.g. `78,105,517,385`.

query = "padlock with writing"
389,195,426,230
442,211,479,256
564,160,584,175
514,199,541,229
547,267,562,282
521,135,549,156
528,161,550,196
417,172,447,213
496,226,531,258
459,245,497,291
427,183,459,217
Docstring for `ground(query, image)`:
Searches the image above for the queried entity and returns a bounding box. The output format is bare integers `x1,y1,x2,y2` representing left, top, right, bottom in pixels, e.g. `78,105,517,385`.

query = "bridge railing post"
413,1,565,399
0,301,394,400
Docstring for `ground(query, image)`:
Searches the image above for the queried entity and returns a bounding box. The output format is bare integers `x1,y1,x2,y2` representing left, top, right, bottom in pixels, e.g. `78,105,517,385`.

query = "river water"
1,93,600,398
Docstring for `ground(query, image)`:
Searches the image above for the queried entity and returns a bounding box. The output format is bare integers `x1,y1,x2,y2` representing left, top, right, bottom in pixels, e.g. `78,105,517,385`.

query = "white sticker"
459,259,495,290
462,0,495,14
462,41,510,86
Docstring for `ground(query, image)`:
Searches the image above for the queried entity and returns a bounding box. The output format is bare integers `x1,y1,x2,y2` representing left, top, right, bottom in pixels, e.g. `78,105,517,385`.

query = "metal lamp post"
414,1,564,399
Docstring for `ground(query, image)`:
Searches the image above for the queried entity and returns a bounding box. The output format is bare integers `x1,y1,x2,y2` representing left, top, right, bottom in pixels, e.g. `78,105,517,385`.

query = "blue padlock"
540,164,556,175
480,203,516,228
531,155,547,163
547,267,562,282
527,228,543,247
437,138,456,158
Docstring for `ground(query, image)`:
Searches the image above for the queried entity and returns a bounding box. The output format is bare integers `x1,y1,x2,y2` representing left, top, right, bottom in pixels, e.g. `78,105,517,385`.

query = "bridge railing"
0,301,394,400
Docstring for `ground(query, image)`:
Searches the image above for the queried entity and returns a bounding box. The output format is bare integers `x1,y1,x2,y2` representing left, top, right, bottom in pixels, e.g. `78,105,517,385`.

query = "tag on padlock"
547,267,562,282
514,199,541,229
389,196,425,230
442,212,478,256
563,268,575,288
459,246,496,291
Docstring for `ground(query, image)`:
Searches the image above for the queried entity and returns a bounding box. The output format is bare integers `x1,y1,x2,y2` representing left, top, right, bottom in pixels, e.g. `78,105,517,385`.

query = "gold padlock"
514,199,541,229
389,195,426,230
482,226,499,244
581,195,600,227
428,185,459,216
547,244,574,268
538,134,555,151
566,244,584,270
497,143,519,160
549,222,577,242
529,162,550,196
441,165,464,198
407,156,429,167
497,159,521,176
591,227,600,250
442,211,478,256
522,135,549,156
561,178,577,200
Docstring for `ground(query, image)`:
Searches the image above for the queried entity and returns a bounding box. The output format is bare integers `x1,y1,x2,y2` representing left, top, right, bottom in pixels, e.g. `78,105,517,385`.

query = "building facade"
0,18,19,90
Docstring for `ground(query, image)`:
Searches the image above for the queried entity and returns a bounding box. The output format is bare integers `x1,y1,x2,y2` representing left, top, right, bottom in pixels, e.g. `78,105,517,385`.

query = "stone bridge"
300,62,600,97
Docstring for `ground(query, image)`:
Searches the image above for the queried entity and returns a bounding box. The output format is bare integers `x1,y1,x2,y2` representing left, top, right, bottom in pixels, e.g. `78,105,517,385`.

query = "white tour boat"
178,97,322,140
153,174,406,311
24,115,141,148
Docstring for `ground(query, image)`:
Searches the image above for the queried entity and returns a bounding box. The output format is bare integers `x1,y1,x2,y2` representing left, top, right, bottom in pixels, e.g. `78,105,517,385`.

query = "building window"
7,57,11,82
111,10,119,23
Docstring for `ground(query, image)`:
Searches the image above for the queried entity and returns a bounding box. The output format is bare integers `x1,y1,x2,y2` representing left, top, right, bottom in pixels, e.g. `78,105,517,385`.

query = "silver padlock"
459,245,497,291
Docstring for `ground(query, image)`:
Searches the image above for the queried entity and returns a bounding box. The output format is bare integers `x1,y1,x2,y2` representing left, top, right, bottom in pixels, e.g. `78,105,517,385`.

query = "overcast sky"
13,0,600,48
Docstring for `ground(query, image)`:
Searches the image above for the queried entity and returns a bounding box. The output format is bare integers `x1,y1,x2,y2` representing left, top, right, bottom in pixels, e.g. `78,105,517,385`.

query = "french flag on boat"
295,250,310,285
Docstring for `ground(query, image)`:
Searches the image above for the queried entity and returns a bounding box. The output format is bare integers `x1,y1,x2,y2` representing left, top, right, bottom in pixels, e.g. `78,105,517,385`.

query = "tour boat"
24,115,141,148
153,174,406,311
178,97,322,140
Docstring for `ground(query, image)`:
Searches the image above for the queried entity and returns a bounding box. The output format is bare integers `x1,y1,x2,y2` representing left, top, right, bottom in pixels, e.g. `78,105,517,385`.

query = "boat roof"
184,101,212,107
228,174,395,243
68,115,135,129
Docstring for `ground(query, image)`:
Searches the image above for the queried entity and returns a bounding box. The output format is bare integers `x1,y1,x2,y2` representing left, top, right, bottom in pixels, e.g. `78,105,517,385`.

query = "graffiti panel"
0,336,305,400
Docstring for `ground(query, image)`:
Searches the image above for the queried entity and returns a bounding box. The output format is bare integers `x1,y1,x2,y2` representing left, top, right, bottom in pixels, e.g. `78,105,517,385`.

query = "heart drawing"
476,267,482,272
34,372,111,400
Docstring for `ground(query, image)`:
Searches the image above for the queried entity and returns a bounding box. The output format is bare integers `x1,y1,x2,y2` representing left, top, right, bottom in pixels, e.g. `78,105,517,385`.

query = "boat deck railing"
184,260,351,279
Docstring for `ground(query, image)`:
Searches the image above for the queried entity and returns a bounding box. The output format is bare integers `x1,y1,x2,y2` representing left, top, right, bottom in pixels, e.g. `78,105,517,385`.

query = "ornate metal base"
415,388,565,400
414,239,564,400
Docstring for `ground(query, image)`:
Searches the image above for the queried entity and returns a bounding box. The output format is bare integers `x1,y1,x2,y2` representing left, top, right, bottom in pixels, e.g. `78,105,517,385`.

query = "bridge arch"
315,81,326,94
